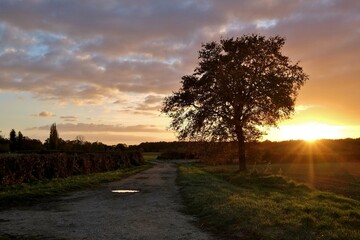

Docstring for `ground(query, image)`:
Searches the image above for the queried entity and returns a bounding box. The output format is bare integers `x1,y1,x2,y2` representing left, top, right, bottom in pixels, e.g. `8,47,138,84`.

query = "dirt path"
0,162,213,239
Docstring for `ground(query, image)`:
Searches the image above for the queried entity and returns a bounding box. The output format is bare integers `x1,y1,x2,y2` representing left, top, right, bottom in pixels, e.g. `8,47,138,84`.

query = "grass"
269,162,360,200
212,162,360,200
0,163,153,208
142,152,160,161
177,163,360,240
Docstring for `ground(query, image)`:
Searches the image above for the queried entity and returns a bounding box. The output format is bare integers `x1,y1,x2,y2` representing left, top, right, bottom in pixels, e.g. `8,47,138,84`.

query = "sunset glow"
274,123,344,142
0,1,359,144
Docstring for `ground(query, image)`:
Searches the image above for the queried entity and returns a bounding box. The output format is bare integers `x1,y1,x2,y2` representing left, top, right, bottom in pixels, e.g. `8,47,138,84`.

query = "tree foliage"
162,35,308,170
17,131,24,151
9,129,17,152
49,123,59,150
0,130,9,153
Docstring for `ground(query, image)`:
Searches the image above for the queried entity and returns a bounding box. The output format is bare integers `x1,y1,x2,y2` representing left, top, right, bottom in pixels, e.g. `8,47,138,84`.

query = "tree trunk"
237,130,247,172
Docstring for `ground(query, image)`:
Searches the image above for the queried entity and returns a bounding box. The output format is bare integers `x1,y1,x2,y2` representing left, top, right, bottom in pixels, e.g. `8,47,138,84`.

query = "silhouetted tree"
9,129,17,152
17,135,43,152
17,131,24,151
162,35,308,171
114,143,127,151
75,135,85,144
0,130,9,152
49,123,59,150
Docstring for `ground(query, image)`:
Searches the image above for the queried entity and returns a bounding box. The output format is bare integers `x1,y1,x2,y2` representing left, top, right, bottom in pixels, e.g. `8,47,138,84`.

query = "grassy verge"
0,163,153,208
178,164,360,240
142,152,160,161
197,162,360,200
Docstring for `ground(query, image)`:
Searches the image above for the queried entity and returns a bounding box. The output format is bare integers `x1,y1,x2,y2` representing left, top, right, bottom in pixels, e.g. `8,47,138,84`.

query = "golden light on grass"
267,124,347,187
277,122,344,142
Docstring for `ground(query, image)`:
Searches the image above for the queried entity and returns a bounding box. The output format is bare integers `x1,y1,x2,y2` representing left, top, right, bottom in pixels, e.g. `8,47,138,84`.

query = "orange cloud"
31,111,55,117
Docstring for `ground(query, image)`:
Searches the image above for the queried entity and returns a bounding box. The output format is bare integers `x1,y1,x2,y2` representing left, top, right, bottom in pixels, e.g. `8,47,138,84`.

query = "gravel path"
0,162,213,240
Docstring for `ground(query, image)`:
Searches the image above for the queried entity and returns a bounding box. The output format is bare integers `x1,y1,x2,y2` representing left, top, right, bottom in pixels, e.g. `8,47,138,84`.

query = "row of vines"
0,151,143,186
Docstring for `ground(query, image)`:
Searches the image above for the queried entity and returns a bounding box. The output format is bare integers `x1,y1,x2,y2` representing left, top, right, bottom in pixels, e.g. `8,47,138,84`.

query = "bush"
0,138,9,153
0,151,144,186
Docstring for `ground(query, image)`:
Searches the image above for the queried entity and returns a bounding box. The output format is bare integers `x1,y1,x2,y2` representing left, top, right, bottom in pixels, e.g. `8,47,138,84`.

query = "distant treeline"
129,141,192,152
2,127,359,164
0,126,127,154
258,138,360,163
132,139,360,164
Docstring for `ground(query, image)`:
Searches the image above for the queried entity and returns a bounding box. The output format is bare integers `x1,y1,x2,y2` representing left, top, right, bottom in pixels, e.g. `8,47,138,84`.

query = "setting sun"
271,123,344,141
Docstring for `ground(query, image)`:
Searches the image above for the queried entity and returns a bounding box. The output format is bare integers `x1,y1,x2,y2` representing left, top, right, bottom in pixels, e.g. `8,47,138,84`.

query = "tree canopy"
9,129,17,152
162,35,308,171
49,123,59,150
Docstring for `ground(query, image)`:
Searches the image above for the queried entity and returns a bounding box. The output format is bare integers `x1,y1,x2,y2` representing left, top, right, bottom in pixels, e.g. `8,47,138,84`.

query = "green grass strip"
0,163,153,208
177,164,360,240
142,152,160,161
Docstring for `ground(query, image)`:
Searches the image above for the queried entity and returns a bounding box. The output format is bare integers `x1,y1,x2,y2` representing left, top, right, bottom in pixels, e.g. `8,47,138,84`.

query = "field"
178,163,360,239
210,161,360,200
142,152,160,161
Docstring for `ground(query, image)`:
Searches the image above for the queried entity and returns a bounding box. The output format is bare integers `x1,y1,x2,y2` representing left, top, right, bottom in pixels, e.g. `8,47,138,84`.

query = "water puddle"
112,189,140,193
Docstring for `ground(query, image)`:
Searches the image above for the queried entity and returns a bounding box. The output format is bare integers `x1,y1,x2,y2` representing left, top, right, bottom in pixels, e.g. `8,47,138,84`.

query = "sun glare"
277,123,343,142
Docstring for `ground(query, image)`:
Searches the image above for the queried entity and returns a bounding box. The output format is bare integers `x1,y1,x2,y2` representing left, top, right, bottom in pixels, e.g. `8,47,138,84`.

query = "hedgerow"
0,151,143,186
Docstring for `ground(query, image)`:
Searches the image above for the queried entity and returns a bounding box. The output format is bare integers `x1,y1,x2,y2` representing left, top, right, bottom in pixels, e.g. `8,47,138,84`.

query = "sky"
0,0,359,145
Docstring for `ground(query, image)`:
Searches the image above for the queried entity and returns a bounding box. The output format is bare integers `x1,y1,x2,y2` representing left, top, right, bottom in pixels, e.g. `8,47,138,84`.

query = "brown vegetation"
0,151,143,186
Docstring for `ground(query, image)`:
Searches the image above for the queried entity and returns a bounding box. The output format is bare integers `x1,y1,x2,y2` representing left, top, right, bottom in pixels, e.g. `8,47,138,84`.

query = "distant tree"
17,131,24,151
9,129,17,152
162,35,308,171
21,137,44,152
0,131,9,153
114,143,127,151
75,135,85,145
49,123,59,150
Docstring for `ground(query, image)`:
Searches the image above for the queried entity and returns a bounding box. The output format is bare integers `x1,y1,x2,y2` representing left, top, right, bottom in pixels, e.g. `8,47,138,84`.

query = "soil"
0,162,214,240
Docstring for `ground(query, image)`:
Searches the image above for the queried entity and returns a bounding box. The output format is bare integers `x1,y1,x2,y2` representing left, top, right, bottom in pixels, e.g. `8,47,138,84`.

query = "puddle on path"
111,189,140,193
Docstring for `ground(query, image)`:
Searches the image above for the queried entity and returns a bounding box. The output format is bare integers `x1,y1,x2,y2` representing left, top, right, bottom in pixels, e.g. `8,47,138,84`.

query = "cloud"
135,104,161,111
31,111,55,117
0,1,209,104
144,95,164,105
121,109,158,116
60,116,78,122
295,105,317,112
26,123,165,133
0,0,359,120
118,94,164,116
